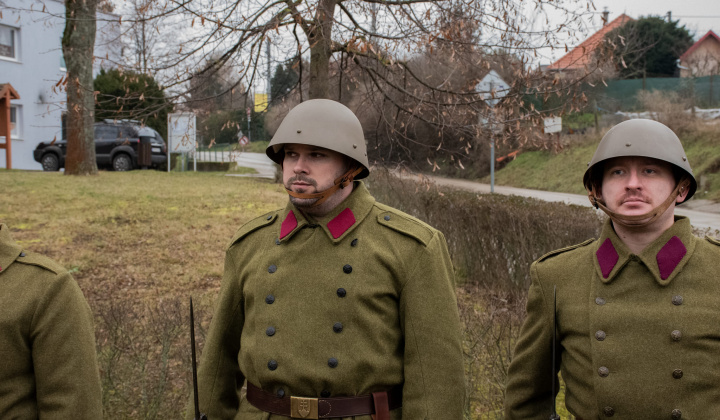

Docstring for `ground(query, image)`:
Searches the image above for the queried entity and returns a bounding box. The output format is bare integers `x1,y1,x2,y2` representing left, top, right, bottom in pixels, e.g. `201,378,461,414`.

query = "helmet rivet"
625,143,631,147
353,144,357,149
682,157,687,161
297,130,302,134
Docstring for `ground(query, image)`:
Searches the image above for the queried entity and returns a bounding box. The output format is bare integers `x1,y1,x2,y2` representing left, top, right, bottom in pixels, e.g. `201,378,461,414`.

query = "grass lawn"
1,170,286,418
486,123,720,201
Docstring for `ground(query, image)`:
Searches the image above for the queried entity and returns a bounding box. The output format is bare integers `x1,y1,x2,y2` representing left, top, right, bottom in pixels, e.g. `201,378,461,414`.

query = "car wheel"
112,153,133,171
41,153,60,171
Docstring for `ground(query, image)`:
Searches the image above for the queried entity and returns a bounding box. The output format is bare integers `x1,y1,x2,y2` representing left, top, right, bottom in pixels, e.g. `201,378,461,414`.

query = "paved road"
195,151,277,179
419,175,720,232
214,155,720,232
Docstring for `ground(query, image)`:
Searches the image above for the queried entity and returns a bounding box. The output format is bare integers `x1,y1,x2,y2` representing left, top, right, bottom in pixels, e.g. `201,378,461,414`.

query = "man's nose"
626,168,642,189
293,155,309,174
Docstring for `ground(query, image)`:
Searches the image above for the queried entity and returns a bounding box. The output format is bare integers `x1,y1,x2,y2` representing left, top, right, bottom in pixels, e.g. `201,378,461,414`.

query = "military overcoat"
190,182,465,419
505,216,720,420
0,224,103,419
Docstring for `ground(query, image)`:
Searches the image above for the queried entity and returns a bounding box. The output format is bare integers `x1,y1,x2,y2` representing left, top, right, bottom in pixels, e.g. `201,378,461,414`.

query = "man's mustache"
286,175,317,187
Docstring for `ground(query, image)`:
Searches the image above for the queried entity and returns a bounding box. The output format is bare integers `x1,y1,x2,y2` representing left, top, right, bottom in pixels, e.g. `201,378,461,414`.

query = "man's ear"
676,182,689,203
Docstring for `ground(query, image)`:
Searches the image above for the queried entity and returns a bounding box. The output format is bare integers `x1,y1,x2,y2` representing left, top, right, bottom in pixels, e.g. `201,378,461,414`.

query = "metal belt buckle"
290,396,319,419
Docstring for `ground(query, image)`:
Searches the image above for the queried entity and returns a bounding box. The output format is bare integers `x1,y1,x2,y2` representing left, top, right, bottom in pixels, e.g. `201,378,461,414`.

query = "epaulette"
537,238,595,263
228,211,279,248
375,203,434,246
14,252,65,275
704,235,720,247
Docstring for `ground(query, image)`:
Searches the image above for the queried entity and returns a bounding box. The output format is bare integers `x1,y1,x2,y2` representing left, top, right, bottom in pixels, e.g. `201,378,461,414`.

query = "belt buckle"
290,396,319,419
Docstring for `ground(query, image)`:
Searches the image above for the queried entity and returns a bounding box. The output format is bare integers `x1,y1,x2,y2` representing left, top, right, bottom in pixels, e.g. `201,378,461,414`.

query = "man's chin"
289,196,319,208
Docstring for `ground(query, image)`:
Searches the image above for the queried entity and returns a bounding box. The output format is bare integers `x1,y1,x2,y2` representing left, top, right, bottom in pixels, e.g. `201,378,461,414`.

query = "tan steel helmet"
266,99,369,179
583,119,696,203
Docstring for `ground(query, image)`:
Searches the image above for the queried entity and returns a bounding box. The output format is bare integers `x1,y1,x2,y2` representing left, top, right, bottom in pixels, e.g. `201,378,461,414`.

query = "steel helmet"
583,119,696,203
266,99,369,179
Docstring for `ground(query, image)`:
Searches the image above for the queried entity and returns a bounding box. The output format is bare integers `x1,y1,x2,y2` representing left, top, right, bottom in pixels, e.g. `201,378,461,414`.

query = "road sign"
476,70,509,108
544,117,562,134
168,112,197,152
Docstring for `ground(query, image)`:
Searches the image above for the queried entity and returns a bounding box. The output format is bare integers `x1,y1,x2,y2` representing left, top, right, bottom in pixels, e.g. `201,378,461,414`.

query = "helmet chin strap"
587,177,690,228
285,166,364,208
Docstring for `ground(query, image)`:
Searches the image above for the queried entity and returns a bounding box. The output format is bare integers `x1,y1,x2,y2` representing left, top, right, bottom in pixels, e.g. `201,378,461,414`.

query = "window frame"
0,24,19,62
9,104,21,139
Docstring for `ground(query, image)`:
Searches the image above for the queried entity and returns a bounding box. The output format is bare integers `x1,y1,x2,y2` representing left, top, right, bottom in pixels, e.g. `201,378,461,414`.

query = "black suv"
33,120,167,171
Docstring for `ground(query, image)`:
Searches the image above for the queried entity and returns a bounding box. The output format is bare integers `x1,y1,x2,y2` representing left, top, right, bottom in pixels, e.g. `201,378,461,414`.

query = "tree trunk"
308,0,336,99
63,0,98,175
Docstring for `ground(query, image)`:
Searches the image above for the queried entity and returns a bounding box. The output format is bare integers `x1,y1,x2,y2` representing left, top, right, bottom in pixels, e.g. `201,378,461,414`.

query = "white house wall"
0,0,120,170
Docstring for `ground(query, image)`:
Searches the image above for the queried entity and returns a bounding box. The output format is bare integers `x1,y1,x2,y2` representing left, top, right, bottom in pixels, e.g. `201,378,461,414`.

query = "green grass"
486,124,720,201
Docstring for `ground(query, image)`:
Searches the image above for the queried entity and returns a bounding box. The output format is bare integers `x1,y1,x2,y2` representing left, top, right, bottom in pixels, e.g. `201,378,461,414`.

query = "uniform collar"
0,224,22,273
277,181,376,244
594,216,696,286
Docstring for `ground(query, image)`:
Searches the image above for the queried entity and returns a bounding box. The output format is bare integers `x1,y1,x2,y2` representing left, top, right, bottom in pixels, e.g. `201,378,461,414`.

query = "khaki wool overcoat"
189,182,465,420
0,224,103,419
505,216,720,420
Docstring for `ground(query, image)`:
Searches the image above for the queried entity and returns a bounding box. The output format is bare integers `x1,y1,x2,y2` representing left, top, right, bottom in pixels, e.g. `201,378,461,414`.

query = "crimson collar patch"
596,238,619,278
327,208,356,239
657,236,687,280
280,211,298,239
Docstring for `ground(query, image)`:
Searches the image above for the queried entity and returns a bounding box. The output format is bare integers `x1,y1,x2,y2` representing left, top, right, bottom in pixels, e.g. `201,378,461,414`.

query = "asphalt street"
220,153,720,232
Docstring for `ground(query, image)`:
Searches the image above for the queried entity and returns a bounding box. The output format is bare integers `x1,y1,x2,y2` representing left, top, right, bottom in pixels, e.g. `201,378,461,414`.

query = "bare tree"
62,0,99,175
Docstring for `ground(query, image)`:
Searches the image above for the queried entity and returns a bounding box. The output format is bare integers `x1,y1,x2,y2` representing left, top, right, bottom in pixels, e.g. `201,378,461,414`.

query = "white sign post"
168,112,197,172
475,70,510,193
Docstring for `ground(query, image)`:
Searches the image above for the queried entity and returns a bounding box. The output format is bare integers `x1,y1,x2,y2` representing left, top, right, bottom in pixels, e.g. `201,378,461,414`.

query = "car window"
120,126,138,140
95,125,118,141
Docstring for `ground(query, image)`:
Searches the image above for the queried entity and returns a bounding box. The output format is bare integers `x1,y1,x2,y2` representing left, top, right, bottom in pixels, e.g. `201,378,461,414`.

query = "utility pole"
666,11,672,22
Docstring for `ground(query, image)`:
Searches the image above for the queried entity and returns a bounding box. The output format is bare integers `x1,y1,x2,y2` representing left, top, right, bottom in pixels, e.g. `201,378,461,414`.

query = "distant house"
679,30,720,78
546,13,634,74
0,0,121,170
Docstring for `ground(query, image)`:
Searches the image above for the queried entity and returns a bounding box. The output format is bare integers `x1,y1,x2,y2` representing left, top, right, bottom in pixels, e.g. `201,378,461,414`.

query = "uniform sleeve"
504,262,559,420
399,231,465,419
187,250,245,420
31,272,103,420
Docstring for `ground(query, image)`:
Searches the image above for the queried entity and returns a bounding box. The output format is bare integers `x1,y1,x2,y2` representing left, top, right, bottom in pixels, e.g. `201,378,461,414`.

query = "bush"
366,168,603,289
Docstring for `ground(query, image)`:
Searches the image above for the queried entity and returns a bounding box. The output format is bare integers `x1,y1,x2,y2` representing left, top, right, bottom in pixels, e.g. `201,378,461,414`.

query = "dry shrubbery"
366,168,603,289
636,90,693,133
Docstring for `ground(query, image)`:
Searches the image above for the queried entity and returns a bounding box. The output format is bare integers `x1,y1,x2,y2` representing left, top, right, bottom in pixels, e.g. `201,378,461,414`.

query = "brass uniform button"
672,295,683,306
595,330,606,341
598,366,610,377
671,330,682,341
673,369,683,379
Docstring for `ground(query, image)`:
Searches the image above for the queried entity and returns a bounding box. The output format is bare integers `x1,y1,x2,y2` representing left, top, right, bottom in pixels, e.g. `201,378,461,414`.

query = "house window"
60,37,66,70
0,25,17,60
10,105,21,138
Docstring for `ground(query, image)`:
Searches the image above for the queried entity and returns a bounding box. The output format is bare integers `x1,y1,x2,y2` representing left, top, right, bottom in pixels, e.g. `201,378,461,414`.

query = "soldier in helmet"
189,99,465,419
504,119,720,419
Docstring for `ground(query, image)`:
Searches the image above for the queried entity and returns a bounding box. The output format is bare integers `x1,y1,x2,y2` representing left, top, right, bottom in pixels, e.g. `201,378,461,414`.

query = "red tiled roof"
547,14,633,71
680,30,720,61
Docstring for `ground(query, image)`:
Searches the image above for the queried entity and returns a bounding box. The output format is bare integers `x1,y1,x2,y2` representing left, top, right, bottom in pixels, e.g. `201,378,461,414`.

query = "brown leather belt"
246,382,402,419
